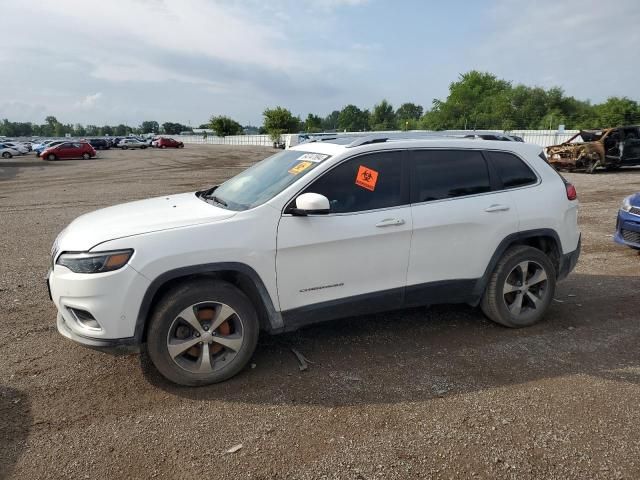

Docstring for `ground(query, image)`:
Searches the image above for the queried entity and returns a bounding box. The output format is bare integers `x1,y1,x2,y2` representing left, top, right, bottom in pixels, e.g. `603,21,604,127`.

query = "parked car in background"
0,144,21,158
3,141,29,154
49,134,580,386
153,137,184,148
546,126,640,173
41,142,96,161
615,193,640,250
34,140,65,156
89,138,111,150
118,138,148,149
461,132,523,142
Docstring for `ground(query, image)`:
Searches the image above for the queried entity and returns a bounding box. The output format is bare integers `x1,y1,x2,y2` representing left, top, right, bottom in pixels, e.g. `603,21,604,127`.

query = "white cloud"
475,0,640,101
75,92,102,109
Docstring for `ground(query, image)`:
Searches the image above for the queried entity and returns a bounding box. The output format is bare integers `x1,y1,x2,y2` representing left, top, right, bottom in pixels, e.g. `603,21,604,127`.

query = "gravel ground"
0,145,639,479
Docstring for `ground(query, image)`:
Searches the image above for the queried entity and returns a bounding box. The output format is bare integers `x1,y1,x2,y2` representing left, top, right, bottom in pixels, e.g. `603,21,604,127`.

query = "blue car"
615,193,640,250
34,140,64,156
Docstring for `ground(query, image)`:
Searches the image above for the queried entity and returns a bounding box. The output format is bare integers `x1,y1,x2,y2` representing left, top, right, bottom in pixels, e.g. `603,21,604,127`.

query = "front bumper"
57,313,139,353
49,263,150,350
614,209,640,248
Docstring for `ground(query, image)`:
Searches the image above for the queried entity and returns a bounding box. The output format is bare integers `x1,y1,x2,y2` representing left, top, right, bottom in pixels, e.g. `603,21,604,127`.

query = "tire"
161,145,167,149
480,245,556,328
2,152,11,159
146,280,259,386
178,144,184,148
47,154,57,161
141,145,147,149
121,146,127,150
82,153,90,160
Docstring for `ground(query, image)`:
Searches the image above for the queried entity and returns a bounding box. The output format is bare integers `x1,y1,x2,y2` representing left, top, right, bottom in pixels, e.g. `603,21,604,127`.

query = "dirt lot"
1,145,639,479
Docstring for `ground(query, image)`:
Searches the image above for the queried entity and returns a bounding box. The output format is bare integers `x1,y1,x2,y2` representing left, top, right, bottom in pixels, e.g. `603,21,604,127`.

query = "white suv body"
49,136,580,385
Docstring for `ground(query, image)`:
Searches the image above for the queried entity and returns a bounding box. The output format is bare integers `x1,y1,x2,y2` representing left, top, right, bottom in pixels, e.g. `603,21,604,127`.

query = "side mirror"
291,193,330,215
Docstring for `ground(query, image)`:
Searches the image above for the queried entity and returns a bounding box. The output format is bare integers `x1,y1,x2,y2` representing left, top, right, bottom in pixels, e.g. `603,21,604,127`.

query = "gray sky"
2,0,639,127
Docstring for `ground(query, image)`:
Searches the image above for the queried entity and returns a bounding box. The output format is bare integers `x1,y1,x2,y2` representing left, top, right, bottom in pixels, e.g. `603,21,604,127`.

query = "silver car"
117,139,148,150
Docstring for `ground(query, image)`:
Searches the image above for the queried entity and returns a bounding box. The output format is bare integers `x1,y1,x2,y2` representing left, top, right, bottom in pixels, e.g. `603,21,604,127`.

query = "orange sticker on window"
355,165,379,191
288,161,313,175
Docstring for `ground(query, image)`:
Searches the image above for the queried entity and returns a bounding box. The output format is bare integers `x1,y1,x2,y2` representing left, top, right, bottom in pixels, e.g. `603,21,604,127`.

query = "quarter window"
411,150,490,202
487,151,537,188
302,151,404,213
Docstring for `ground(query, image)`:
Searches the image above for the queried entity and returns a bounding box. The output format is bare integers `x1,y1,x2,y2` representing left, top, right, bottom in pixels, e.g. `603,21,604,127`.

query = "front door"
276,150,412,317
621,128,640,165
57,142,77,158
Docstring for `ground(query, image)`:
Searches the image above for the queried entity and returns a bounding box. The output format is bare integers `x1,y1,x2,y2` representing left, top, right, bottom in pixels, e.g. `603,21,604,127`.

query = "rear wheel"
2,152,11,159
146,281,259,386
481,246,556,328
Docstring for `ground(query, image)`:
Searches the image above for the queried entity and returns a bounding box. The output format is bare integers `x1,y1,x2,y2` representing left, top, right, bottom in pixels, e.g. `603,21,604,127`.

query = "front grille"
621,229,640,244
630,206,640,216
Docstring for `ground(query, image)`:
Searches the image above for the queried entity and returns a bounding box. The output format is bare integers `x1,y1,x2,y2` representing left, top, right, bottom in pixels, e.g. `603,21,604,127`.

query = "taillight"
565,182,577,201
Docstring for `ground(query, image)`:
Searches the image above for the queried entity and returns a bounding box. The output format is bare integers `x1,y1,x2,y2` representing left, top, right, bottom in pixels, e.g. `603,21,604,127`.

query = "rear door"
276,150,412,314
406,149,519,304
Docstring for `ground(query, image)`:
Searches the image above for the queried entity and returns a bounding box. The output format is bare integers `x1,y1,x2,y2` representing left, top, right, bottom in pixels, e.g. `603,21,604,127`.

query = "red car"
153,137,184,148
41,142,96,161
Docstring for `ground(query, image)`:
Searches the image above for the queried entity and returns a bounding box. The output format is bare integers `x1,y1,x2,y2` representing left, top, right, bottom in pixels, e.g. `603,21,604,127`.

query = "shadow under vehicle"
546,126,640,173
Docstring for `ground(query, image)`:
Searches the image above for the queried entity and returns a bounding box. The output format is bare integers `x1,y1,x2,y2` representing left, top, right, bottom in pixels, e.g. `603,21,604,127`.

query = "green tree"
209,115,243,137
262,107,300,136
591,97,640,127
140,121,159,134
322,110,340,131
337,104,369,131
114,124,129,136
100,125,113,136
304,113,323,133
395,103,423,129
74,124,86,137
370,100,396,130
162,122,191,135
86,125,99,136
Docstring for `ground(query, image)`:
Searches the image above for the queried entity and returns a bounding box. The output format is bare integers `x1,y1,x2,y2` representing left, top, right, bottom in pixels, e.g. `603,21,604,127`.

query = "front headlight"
621,197,632,212
56,249,133,273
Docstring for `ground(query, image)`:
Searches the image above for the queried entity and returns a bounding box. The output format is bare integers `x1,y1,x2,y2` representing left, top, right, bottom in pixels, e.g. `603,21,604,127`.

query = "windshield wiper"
210,195,227,207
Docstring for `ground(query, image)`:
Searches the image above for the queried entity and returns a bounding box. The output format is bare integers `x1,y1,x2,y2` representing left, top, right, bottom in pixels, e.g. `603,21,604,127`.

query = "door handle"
376,218,405,227
485,204,510,213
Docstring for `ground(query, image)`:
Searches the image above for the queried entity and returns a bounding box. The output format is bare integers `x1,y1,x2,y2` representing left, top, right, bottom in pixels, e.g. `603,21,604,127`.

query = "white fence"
175,129,579,149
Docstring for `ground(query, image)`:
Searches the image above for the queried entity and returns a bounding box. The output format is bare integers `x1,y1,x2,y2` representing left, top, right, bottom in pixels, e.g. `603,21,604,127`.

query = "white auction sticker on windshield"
296,153,329,162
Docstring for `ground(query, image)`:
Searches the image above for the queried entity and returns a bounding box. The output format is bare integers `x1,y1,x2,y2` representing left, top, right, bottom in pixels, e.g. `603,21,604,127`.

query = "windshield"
207,149,330,211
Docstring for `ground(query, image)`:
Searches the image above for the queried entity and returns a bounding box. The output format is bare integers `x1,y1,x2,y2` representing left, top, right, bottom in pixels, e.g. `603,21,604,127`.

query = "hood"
55,193,236,252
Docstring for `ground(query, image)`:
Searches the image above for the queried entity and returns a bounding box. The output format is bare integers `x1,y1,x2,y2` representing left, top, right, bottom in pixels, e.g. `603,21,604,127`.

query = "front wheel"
82,153,90,160
160,145,167,149
2,152,11,158
146,281,259,386
481,246,556,328
47,154,57,161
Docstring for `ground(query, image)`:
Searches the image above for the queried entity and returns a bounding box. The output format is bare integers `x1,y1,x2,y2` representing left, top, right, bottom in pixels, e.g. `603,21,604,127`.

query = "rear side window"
411,150,490,202
486,151,538,188
302,151,404,213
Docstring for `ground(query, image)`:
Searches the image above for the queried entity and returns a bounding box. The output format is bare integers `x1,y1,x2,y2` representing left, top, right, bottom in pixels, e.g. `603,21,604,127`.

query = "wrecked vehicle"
546,126,640,173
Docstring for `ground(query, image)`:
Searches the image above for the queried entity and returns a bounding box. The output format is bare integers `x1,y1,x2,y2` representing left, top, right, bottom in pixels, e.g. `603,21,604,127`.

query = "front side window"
411,150,490,202
486,151,537,188
301,151,404,213
211,150,329,211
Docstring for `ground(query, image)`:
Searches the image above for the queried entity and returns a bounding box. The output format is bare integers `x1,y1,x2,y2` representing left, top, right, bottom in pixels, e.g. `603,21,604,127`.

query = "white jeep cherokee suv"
49,135,580,386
